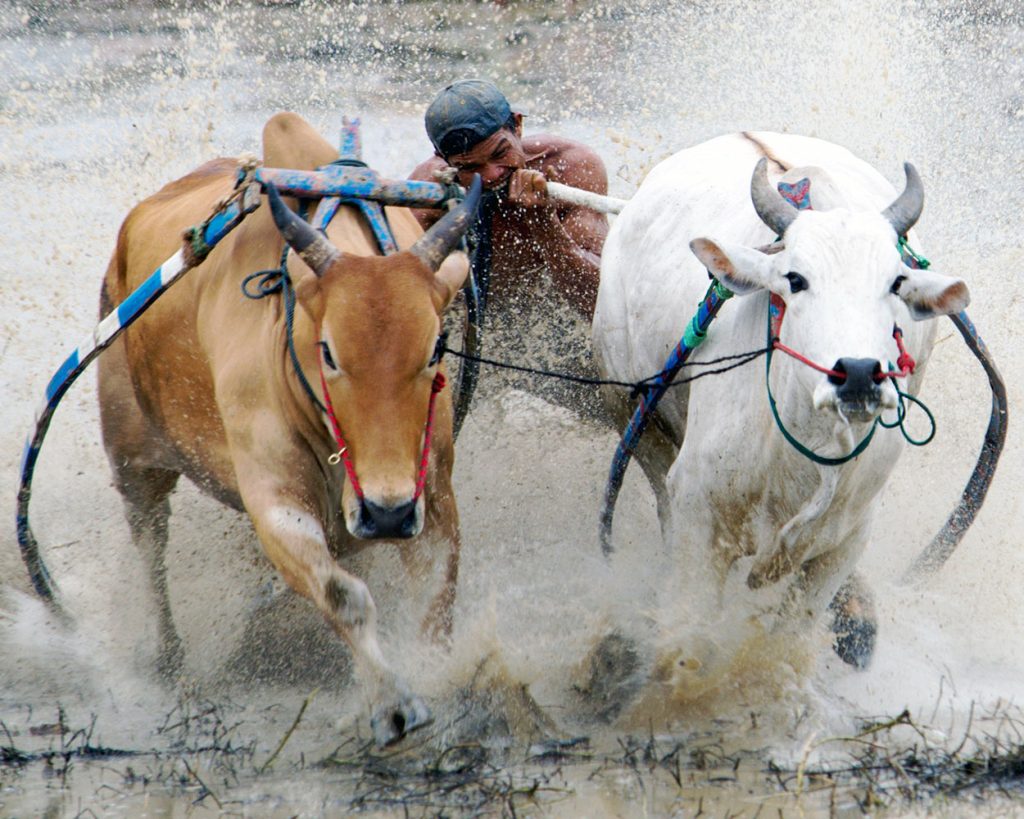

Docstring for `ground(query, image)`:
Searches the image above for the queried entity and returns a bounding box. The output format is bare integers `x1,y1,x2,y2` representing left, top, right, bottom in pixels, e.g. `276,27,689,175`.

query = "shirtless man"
410,79,609,320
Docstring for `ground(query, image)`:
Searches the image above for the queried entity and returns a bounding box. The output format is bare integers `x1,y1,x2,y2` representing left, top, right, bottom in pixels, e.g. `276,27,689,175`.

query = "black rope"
440,345,767,393
241,260,326,414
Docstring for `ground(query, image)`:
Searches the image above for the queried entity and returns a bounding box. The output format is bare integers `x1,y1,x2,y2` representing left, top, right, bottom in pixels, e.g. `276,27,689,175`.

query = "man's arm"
512,140,609,319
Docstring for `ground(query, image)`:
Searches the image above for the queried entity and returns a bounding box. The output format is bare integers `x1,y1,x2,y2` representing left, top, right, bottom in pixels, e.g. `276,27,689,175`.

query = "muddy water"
1,1,1022,816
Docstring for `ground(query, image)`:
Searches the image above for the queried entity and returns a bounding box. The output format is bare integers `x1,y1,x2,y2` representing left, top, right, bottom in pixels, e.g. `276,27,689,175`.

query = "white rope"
430,168,629,214
546,181,628,214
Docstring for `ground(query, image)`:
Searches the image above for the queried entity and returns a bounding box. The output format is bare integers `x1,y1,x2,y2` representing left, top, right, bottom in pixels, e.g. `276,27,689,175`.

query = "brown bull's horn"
881,162,924,238
266,182,340,277
410,174,483,271
750,157,798,237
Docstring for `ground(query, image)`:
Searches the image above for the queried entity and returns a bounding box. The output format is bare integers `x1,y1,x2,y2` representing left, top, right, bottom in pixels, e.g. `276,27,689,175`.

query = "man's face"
446,127,526,191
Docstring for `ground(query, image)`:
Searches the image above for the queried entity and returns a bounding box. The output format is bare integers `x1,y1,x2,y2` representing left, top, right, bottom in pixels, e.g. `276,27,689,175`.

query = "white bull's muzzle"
813,357,899,423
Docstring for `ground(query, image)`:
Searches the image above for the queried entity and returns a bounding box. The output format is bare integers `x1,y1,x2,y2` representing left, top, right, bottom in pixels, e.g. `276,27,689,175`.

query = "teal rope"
878,379,936,446
766,337,937,464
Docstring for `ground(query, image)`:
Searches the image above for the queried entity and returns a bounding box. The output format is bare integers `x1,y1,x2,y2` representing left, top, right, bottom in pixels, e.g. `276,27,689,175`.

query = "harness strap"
413,372,447,501
317,362,447,504
318,362,364,500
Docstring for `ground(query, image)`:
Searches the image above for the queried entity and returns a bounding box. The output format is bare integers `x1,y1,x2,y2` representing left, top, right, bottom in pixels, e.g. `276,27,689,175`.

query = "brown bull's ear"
410,174,483,271
433,252,470,311
266,182,341,277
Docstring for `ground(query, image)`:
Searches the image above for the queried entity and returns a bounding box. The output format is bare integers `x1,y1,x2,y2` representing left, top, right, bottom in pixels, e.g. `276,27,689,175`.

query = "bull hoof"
572,631,644,723
371,694,432,747
828,576,877,669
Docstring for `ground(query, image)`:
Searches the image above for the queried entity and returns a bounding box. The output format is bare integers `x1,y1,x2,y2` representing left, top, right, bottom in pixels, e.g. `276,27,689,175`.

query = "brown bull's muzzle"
354,495,424,540
341,488,425,540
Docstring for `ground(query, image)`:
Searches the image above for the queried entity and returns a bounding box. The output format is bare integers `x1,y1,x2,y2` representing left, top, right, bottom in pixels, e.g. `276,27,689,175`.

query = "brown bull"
98,112,480,746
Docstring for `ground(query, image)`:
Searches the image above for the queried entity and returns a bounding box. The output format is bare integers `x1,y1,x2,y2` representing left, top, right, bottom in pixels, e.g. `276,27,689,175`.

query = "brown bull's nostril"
358,498,418,539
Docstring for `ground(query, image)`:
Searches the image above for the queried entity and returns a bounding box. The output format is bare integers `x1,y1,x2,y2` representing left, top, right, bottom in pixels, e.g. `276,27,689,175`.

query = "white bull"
593,132,969,671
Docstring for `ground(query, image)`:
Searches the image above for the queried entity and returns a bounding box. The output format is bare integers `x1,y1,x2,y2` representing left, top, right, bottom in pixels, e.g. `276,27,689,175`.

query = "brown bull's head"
266,176,481,538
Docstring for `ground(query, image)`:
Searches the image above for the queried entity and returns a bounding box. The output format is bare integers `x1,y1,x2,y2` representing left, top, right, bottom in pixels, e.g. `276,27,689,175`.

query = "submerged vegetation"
5,697,1024,815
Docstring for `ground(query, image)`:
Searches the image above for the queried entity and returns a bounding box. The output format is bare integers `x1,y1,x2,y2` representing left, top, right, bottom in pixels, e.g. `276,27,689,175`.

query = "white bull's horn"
881,162,924,238
266,182,340,277
750,157,797,237
410,174,483,271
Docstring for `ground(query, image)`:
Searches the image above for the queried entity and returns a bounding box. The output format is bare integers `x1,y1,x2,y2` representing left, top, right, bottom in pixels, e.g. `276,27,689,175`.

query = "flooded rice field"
1,0,1023,815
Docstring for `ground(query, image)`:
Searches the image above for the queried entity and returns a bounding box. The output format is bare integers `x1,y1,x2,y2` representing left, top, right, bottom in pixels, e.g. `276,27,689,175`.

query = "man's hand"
505,168,550,208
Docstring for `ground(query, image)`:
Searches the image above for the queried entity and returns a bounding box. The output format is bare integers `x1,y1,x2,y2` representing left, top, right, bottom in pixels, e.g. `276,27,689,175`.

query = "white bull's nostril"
832,358,883,398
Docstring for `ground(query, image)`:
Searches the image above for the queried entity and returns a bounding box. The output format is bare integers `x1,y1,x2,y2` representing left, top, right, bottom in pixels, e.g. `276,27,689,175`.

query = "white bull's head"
690,158,969,425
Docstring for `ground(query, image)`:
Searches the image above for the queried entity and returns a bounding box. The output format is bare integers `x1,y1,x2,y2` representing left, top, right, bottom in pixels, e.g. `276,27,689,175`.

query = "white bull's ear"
689,238,773,295
900,266,970,319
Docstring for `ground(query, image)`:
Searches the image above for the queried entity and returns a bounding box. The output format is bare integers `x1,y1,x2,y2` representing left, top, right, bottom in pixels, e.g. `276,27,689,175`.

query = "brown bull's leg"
414,485,461,643
99,328,185,679
116,466,184,679
249,499,430,746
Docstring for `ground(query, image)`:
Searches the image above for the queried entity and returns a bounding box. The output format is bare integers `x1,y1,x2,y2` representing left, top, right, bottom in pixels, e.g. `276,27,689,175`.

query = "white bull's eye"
319,340,338,370
785,271,808,293
891,274,907,295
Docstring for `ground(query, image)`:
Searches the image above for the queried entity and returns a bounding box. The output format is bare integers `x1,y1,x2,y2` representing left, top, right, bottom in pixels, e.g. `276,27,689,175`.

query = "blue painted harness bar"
253,166,450,210
599,279,733,555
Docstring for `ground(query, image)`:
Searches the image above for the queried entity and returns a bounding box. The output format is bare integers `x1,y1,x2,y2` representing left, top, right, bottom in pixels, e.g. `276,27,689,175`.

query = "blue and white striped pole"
16,180,262,603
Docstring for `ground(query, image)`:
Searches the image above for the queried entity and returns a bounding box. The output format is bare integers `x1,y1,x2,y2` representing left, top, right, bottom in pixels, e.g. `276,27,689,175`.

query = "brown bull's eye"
891,274,907,295
428,332,448,367
319,340,338,370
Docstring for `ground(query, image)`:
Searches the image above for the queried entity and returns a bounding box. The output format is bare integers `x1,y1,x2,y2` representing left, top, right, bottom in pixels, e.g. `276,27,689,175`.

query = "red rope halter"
768,293,915,381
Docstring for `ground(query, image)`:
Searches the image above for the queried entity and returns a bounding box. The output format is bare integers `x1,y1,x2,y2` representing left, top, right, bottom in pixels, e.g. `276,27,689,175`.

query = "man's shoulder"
523,132,601,159
523,133,607,193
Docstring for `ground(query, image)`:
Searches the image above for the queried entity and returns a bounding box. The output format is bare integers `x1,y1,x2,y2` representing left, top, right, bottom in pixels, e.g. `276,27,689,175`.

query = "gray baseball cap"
425,79,516,158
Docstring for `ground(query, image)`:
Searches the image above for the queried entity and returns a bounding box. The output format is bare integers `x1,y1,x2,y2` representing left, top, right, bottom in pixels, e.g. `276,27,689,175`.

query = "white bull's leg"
249,498,430,746
599,384,681,535
777,529,877,667
826,571,878,668
748,465,840,590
